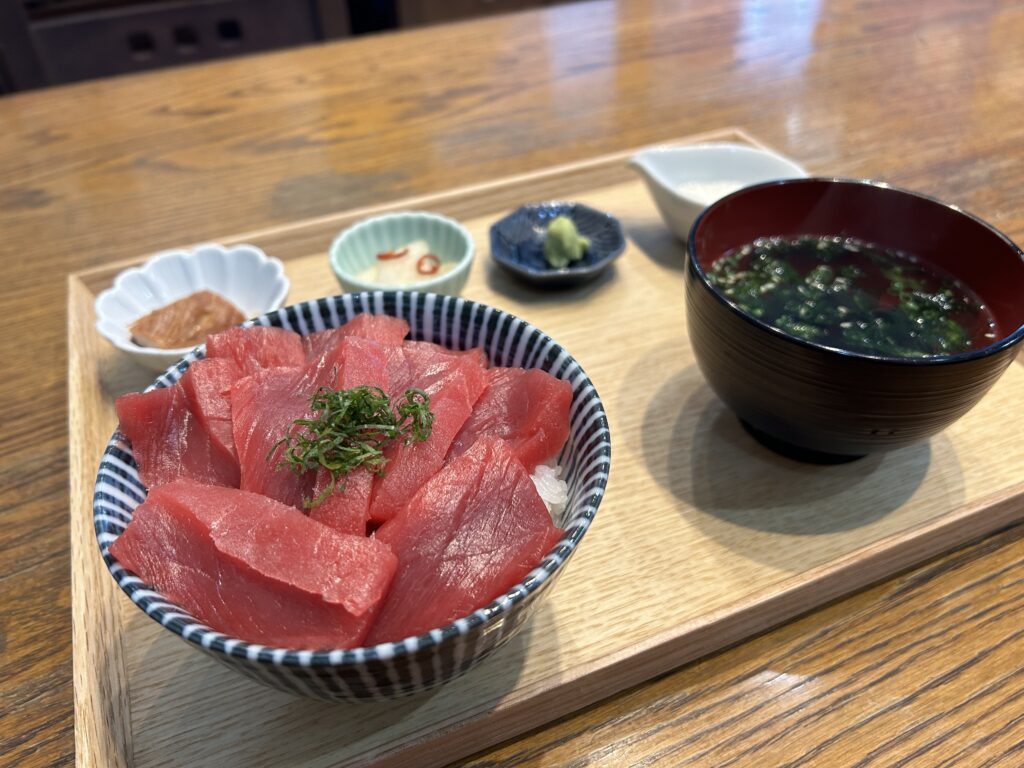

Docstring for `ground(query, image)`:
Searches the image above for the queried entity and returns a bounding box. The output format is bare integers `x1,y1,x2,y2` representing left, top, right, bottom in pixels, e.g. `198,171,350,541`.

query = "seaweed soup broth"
707,235,999,358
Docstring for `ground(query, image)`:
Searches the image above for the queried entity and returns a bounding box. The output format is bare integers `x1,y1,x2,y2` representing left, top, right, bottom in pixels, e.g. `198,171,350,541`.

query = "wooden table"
3,1,1023,764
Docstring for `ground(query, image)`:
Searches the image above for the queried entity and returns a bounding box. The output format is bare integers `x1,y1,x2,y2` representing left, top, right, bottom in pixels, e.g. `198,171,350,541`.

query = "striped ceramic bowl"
93,292,611,700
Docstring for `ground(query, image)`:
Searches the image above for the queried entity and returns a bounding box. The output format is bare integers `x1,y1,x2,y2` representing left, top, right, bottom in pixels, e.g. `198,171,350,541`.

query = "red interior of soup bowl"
691,178,1024,344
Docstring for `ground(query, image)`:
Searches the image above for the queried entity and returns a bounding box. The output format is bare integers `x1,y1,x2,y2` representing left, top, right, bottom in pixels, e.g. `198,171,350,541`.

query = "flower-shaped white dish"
95,244,289,372
630,143,808,241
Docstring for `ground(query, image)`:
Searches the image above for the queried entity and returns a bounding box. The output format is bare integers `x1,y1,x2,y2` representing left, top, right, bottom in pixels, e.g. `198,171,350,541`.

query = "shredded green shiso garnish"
270,385,434,508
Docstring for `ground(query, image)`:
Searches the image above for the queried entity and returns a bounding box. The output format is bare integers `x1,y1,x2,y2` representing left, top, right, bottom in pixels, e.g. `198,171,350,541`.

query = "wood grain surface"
66,146,1024,768
3,0,1024,765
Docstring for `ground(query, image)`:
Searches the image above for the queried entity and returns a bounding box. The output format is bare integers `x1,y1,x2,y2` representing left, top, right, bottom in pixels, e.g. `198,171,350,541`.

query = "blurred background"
0,0,583,92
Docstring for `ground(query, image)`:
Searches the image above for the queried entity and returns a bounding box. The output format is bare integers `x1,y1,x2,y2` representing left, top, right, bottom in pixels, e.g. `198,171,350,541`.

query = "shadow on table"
628,358,965,569
483,255,618,305
128,602,553,766
98,349,167,400
622,219,687,272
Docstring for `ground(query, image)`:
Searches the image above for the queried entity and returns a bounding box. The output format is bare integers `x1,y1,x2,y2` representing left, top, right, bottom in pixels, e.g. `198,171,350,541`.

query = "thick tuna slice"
230,364,331,509
306,336,391,533
369,354,487,523
116,385,239,489
365,438,563,644
206,326,304,375
303,314,410,361
403,341,488,391
314,336,390,391
449,367,572,471
109,481,397,648
179,357,245,462
232,335,392,511
383,341,487,399
381,345,413,398
309,468,374,536
404,340,488,369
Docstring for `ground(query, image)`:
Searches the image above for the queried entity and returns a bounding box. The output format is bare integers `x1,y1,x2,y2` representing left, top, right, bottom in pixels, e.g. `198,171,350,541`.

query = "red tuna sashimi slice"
403,341,488,391
233,336,392,512
116,385,239,489
307,336,391,534
381,345,413,398
161,482,392,616
404,340,488,369
368,354,487,523
449,367,572,471
109,481,397,648
365,438,562,644
303,314,410,361
206,326,304,375
309,468,374,536
179,357,245,462
312,335,390,391
383,341,488,399
230,364,330,509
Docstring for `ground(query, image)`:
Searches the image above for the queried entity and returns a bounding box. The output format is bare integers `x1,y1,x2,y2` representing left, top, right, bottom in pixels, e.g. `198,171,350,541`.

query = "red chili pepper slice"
417,253,441,275
377,248,408,261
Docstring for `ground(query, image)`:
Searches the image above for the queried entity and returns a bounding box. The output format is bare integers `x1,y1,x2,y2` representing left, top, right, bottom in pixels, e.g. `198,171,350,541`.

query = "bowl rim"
329,211,475,293
94,243,291,359
687,176,1024,366
94,291,611,668
488,201,627,282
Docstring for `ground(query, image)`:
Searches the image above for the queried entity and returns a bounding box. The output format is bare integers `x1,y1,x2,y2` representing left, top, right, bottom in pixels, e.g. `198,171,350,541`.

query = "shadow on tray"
129,602,553,765
483,258,617,305
98,349,168,400
629,360,966,568
622,219,687,272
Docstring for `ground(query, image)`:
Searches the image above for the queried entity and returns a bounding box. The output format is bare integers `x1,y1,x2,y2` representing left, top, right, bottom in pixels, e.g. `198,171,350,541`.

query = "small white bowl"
95,243,289,372
630,143,808,241
329,211,474,296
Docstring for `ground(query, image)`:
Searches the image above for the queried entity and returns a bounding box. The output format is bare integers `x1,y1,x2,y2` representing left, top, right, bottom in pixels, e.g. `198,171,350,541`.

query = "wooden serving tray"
69,127,1024,768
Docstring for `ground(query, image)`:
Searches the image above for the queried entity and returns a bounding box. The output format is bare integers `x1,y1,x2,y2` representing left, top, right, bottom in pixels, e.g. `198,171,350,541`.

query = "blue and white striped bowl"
93,292,611,701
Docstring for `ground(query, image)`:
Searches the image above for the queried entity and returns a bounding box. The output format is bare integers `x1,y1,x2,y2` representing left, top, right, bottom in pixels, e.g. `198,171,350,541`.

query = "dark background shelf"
1,0,579,92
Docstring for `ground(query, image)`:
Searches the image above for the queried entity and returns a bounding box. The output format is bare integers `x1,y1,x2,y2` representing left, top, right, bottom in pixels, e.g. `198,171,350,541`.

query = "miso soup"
706,235,998,358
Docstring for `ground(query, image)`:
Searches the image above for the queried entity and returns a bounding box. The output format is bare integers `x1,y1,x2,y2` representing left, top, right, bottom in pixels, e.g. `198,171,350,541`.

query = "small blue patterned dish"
93,292,612,701
490,202,627,288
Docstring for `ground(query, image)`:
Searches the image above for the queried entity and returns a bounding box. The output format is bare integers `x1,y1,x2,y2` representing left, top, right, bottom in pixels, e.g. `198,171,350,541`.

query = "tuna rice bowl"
107,311,575,649
93,292,610,699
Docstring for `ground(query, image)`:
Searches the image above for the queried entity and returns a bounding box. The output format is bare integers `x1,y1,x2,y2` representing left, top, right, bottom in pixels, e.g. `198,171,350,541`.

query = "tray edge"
68,125,1024,768
70,274,135,768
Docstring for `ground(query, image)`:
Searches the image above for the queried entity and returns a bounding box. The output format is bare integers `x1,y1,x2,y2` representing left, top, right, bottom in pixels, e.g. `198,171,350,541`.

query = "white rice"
531,463,568,521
